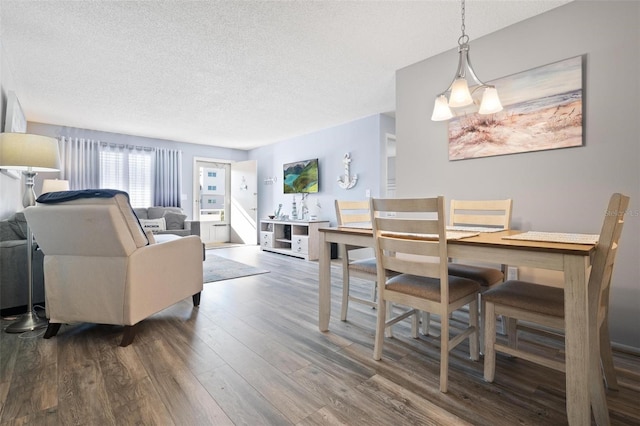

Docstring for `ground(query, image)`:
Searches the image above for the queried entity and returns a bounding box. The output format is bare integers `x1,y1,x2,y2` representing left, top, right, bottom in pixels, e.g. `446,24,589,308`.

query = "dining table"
317,226,609,426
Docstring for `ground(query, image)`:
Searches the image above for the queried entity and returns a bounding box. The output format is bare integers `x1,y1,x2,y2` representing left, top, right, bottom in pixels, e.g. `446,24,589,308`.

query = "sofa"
0,212,45,313
133,206,200,237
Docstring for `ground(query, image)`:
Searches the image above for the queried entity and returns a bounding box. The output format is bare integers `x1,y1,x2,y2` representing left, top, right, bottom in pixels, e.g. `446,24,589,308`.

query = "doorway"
385,134,396,197
193,158,258,245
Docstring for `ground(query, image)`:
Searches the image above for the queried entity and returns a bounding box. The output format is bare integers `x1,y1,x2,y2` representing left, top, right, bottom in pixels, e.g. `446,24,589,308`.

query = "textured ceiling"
0,0,571,150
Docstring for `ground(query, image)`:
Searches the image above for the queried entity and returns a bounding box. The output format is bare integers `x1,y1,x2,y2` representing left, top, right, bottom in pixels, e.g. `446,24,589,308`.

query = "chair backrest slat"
335,200,371,226
449,199,512,229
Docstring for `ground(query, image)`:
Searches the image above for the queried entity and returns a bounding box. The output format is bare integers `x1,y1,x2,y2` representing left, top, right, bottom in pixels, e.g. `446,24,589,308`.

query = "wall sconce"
264,176,277,185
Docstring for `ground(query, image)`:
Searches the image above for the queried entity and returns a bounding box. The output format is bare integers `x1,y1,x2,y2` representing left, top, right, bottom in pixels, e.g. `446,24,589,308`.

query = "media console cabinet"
260,219,330,261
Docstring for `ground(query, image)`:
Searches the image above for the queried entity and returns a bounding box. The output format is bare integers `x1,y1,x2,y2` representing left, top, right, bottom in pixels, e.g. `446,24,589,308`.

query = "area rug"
203,253,269,283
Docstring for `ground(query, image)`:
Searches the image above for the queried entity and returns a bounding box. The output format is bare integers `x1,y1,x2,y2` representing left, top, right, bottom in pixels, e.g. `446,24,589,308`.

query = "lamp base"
4,309,48,333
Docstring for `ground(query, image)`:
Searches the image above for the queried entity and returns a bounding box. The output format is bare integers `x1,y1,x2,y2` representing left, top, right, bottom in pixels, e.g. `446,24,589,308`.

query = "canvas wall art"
448,55,584,161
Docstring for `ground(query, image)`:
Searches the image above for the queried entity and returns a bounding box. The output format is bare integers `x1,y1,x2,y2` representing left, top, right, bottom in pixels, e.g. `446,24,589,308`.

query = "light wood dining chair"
335,200,378,321
447,199,513,287
370,196,480,393
483,193,629,393
423,199,513,336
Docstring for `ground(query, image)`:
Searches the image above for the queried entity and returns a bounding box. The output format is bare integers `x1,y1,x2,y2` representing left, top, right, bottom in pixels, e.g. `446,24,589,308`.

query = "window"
99,146,153,208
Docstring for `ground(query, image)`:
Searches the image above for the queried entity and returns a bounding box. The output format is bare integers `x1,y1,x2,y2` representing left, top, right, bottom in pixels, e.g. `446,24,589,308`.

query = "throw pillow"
139,218,166,233
163,212,187,230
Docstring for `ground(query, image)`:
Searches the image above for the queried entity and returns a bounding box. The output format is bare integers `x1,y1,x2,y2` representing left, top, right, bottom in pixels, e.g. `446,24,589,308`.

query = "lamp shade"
448,78,473,107
0,133,60,172
478,87,503,115
41,179,70,194
431,95,454,121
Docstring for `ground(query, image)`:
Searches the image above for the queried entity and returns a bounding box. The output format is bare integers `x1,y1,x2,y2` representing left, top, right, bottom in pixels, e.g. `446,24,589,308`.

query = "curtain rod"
60,136,181,153
99,141,155,152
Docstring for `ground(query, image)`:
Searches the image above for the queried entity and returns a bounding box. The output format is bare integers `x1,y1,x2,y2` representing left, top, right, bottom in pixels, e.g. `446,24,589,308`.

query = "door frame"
193,157,232,222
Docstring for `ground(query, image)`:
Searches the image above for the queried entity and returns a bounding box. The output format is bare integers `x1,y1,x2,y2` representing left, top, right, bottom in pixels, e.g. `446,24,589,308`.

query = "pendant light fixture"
431,0,503,121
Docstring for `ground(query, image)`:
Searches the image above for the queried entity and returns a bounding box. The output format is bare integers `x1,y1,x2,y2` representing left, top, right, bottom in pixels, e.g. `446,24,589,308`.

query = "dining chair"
447,199,513,287
334,200,378,321
423,199,512,336
370,196,480,393
483,193,629,392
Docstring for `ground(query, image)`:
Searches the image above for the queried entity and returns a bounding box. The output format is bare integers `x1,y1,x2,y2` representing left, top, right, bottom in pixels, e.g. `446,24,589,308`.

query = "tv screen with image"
283,158,319,193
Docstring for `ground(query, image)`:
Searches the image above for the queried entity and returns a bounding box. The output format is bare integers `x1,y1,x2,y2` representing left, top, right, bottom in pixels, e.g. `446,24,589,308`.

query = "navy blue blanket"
36,189,129,204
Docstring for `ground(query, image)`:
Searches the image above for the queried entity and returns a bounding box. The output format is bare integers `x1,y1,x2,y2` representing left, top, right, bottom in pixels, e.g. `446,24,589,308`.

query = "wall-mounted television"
283,158,319,193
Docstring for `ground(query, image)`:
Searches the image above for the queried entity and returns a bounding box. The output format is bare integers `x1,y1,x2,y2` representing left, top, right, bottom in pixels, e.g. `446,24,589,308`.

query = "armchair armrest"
126,235,203,324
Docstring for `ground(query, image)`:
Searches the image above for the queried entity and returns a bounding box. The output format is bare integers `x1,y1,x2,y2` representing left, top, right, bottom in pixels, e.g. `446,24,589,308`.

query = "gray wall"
3,113,393,226
249,114,392,225
26,122,249,219
396,1,639,348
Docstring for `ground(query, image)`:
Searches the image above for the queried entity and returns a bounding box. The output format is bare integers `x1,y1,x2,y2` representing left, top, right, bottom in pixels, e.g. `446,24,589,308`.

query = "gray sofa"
0,212,45,313
133,206,200,237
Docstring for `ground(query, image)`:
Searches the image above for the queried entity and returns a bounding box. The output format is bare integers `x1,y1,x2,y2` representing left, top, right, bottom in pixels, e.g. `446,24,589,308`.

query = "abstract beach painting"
448,55,583,161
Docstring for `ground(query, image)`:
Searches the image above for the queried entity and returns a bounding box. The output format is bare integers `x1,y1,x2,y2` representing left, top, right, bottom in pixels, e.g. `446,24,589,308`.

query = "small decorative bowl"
268,215,276,219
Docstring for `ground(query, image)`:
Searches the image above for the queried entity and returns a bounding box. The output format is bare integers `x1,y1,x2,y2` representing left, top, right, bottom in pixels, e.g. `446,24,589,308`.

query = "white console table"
260,219,329,261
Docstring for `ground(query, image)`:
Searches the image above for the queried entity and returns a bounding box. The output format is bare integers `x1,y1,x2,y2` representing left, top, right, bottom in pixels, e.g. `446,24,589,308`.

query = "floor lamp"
0,133,60,333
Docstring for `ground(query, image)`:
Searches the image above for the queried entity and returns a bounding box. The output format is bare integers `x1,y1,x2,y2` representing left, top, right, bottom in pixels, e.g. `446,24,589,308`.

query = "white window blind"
99,145,153,208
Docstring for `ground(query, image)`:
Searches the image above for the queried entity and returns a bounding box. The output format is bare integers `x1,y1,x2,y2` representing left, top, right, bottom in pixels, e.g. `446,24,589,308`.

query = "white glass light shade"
41,179,70,194
448,78,473,107
431,95,454,121
0,133,60,172
478,87,503,115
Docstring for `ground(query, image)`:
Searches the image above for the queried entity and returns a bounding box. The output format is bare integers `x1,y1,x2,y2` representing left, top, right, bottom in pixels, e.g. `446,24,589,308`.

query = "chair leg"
120,324,138,347
599,318,619,391
411,310,419,338
484,302,497,382
440,309,450,393
43,323,61,339
469,299,479,361
421,311,431,336
373,298,387,361
341,267,350,321
192,292,201,306
384,301,393,338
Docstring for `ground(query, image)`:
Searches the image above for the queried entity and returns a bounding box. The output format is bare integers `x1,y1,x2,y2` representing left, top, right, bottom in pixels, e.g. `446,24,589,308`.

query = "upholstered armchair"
23,190,203,346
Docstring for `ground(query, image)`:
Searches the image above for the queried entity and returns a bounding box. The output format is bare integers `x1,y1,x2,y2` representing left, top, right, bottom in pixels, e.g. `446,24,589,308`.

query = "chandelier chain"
461,0,466,36
458,0,469,46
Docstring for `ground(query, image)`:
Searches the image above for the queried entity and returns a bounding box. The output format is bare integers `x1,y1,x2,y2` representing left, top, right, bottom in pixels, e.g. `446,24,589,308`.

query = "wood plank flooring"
1,245,639,425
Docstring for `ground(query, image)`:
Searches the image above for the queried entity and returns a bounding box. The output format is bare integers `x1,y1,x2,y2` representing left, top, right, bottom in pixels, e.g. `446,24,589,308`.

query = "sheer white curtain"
99,143,153,208
58,137,179,208
57,137,100,189
154,148,182,207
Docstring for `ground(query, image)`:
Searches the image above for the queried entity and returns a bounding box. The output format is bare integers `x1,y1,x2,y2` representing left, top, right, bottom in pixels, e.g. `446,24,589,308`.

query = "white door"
194,160,230,244
230,160,258,244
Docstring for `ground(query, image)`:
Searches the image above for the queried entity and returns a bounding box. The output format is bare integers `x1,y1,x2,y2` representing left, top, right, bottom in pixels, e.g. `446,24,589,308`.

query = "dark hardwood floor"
1,245,639,425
